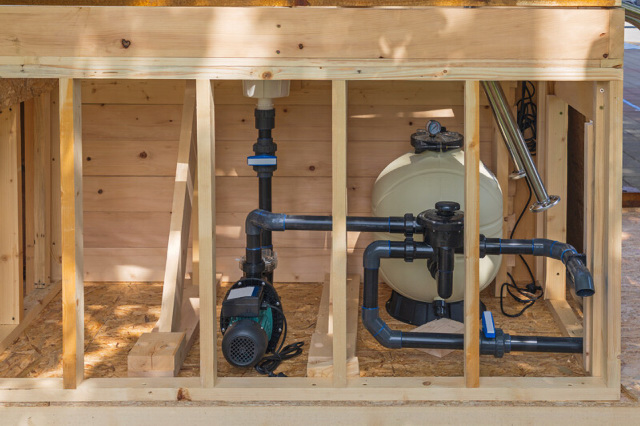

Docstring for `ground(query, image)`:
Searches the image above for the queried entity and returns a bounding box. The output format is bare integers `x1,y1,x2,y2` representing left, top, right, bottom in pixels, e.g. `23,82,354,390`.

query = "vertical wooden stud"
605,80,622,391
0,105,23,325
331,80,348,387
34,92,52,289
191,173,199,288
492,82,514,297
534,82,548,283
196,79,216,387
589,82,606,378
582,120,594,373
464,80,480,388
543,95,568,301
50,85,62,284
59,79,84,389
23,100,35,295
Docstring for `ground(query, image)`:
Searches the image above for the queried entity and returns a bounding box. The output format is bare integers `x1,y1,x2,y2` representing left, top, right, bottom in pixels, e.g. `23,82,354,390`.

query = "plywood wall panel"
83,140,179,177
84,177,174,212
84,211,171,248
83,105,182,141
82,80,497,282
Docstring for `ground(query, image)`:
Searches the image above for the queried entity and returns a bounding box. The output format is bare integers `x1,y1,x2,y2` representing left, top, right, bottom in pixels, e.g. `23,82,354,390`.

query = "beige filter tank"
371,127,503,303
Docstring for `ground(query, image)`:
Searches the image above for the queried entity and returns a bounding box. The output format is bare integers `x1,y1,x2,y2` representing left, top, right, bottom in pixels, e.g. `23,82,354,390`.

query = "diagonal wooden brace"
129,81,201,377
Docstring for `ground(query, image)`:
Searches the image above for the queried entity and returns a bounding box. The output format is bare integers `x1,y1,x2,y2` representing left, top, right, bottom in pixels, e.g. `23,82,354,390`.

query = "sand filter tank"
371,121,503,324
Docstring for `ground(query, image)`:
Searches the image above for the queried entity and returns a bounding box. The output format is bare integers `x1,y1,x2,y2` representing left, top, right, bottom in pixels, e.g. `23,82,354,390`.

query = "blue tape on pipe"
247,155,277,166
482,311,496,338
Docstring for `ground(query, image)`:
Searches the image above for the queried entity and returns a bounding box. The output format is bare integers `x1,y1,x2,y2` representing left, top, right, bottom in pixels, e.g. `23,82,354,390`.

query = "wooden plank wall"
80,80,495,283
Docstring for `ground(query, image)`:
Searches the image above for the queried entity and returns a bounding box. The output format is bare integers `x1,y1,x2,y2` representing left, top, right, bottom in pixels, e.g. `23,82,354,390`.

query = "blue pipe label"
248,155,277,166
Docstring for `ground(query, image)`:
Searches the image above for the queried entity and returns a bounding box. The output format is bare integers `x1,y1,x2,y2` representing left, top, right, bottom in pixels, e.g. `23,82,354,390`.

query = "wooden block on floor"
128,331,186,377
307,357,359,378
412,318,465,358
128,285,200,377
306,274,360,377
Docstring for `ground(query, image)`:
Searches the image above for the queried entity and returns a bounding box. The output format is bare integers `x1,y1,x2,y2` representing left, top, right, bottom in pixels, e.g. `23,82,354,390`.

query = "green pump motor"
220,278,284,368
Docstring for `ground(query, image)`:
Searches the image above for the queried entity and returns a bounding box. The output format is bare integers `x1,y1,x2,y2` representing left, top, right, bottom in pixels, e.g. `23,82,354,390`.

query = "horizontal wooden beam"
0,58,622,80
0,0,621,7
0,376,617,402
3,405,640,426
0,7,617,60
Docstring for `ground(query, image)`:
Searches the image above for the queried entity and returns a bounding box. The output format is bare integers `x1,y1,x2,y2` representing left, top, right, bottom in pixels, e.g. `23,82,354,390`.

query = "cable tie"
549,240,558,257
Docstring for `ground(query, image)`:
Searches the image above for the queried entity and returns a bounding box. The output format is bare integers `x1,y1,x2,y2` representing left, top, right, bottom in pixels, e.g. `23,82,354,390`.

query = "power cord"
499,81,543,318
499,183,544,317
254,304,304,377
515,81,537,155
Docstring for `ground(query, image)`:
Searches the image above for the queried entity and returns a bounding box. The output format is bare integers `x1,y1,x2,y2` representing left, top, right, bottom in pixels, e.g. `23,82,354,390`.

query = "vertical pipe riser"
482,81,560,212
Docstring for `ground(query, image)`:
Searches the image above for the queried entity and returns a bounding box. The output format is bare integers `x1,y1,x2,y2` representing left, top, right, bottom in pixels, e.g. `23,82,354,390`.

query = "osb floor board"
356,283,585,378
0,281,586,380
0,208,638,400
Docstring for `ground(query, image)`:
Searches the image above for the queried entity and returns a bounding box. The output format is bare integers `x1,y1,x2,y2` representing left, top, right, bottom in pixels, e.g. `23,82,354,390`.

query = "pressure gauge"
426,120,442,137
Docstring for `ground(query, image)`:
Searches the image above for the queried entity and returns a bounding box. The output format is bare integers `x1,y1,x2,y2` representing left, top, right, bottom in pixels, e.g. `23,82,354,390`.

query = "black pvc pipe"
360,239,584,357
509,335,583,353
245,210,425,278
245,210,424,237
482,238,595,297
258,177,273,244
258,177,273,283
436,247,455,299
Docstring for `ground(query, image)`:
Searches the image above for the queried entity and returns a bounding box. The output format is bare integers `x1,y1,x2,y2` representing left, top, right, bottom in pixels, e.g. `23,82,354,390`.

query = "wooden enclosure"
0,2,625,421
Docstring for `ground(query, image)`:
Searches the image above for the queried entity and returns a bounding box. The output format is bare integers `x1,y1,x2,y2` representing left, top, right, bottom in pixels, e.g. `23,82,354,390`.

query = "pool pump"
220,278,284,368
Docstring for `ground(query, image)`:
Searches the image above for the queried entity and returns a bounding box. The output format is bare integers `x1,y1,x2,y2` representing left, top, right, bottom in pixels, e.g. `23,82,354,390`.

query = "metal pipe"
482,81,527,180
482,81,561,213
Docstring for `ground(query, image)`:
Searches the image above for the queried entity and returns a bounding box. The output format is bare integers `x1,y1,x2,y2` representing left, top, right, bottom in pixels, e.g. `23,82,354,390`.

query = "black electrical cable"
515,81,537,155
500,82,543,317
254,304,304,377
500,176,544,317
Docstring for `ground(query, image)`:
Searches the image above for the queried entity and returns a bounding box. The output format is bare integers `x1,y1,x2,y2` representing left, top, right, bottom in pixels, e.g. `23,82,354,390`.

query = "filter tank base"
385,290,486,326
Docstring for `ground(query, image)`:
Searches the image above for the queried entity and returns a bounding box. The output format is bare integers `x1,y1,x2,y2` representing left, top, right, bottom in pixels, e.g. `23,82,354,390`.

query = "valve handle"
435,201,460,217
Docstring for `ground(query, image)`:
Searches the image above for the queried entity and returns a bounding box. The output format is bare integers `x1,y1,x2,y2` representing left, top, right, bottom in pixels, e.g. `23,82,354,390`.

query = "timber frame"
0,4,623,404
